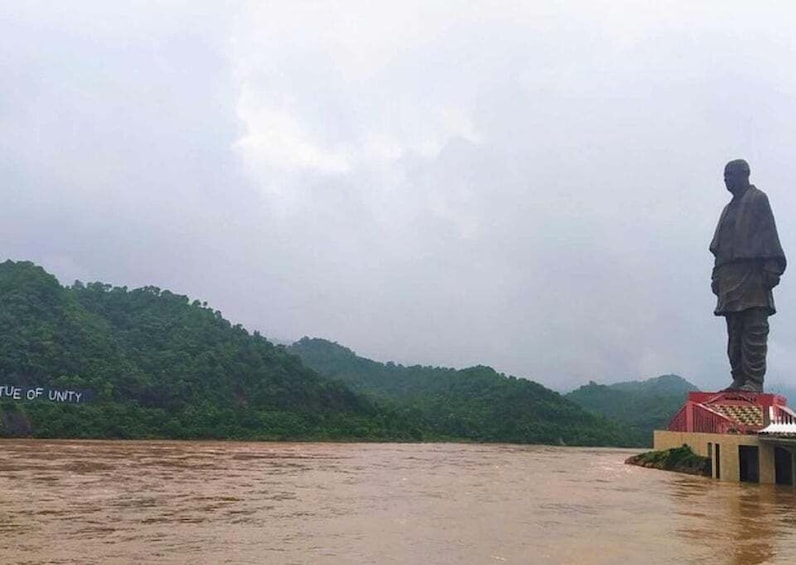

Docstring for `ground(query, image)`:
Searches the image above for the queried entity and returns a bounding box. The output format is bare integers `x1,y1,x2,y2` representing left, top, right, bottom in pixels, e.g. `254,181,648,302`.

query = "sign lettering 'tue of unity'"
0,385,88,403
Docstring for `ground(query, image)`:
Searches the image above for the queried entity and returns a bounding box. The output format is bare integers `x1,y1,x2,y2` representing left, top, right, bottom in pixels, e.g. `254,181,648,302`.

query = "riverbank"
625,445,711,476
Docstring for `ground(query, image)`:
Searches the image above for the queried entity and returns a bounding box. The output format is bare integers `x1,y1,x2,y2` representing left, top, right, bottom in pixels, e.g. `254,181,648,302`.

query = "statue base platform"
668,391,789,434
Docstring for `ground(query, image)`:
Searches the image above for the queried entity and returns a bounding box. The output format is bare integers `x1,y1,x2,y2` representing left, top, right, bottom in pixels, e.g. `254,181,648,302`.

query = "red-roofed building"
655,392,796,484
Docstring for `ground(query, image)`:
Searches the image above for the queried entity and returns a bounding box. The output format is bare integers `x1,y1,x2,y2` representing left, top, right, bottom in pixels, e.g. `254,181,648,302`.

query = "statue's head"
724,159,751,195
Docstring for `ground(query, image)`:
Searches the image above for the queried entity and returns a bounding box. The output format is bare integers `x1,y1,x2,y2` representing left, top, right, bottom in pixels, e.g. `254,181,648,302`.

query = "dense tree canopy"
1,260,648,447
565,375,698,446
0,261,419,440
289,337,634,446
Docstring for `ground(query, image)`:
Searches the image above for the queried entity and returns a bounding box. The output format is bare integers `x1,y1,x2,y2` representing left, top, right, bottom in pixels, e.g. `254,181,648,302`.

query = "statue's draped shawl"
710,185,786,316
710,185,786,270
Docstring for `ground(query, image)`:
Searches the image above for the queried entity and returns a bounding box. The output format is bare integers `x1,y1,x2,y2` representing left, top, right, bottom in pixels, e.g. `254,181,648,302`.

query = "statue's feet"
736,383,763,393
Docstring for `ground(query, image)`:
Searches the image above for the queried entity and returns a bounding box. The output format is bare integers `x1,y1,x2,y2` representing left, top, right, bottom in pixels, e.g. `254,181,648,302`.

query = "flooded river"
1,440,796,564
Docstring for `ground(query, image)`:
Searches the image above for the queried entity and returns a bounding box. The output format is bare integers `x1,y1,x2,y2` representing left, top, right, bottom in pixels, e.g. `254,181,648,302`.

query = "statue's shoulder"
743,186,778,221
747,185,768,200
740,185,771,208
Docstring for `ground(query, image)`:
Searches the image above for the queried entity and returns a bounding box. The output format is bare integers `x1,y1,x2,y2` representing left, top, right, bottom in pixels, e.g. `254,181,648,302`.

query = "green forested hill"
0,259,643,446
0,260,419,440
565,375,698,446
288,337,634,446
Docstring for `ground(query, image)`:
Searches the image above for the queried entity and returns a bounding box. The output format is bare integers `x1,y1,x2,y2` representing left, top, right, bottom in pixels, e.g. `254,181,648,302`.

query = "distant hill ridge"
564,374,699,446
605,374,698,395
289,337,634,446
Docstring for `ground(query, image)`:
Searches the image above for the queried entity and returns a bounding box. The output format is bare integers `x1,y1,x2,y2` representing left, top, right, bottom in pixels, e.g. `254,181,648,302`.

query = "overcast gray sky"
3,1,796,391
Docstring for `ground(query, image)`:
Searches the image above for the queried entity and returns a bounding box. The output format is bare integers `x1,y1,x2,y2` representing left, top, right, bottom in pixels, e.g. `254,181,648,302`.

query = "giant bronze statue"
710,159,786,392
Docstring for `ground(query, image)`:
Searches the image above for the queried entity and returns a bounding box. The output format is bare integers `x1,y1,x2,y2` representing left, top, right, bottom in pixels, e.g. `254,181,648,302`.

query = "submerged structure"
654,391,796,484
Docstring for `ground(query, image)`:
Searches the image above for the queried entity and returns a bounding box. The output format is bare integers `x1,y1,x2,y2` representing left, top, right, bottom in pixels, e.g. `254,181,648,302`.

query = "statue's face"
724,165,748,194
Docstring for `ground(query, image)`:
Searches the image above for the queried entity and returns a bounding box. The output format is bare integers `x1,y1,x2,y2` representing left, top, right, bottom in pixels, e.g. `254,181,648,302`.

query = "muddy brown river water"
1,440,796,564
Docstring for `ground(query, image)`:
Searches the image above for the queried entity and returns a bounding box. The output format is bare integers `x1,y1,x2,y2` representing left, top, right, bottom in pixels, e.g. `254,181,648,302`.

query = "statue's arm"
763,258,784,288
753,190,786,286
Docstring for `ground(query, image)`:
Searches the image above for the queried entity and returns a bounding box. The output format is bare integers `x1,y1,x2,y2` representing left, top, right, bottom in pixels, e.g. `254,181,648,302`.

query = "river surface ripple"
1,440,796,564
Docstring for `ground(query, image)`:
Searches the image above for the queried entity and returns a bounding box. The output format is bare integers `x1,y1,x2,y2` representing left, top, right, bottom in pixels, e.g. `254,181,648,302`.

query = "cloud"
3,1,796,391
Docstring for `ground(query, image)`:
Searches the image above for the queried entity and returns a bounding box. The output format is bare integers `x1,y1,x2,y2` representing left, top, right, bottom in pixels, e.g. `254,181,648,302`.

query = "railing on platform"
668,405,687,431
767,406,796,427
668,402,739,434
691,404,738,434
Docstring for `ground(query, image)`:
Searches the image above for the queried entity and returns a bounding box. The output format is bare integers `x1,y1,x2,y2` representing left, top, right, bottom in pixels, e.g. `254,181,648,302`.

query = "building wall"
654,430,776,483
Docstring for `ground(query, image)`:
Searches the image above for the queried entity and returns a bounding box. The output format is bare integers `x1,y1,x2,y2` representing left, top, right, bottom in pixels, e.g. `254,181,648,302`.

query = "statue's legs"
725,308,769,392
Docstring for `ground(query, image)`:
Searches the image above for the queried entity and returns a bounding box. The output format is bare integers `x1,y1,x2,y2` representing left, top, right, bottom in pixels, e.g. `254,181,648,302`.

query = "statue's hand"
764,271,781,289
711,278,719,295
762,259,783,289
